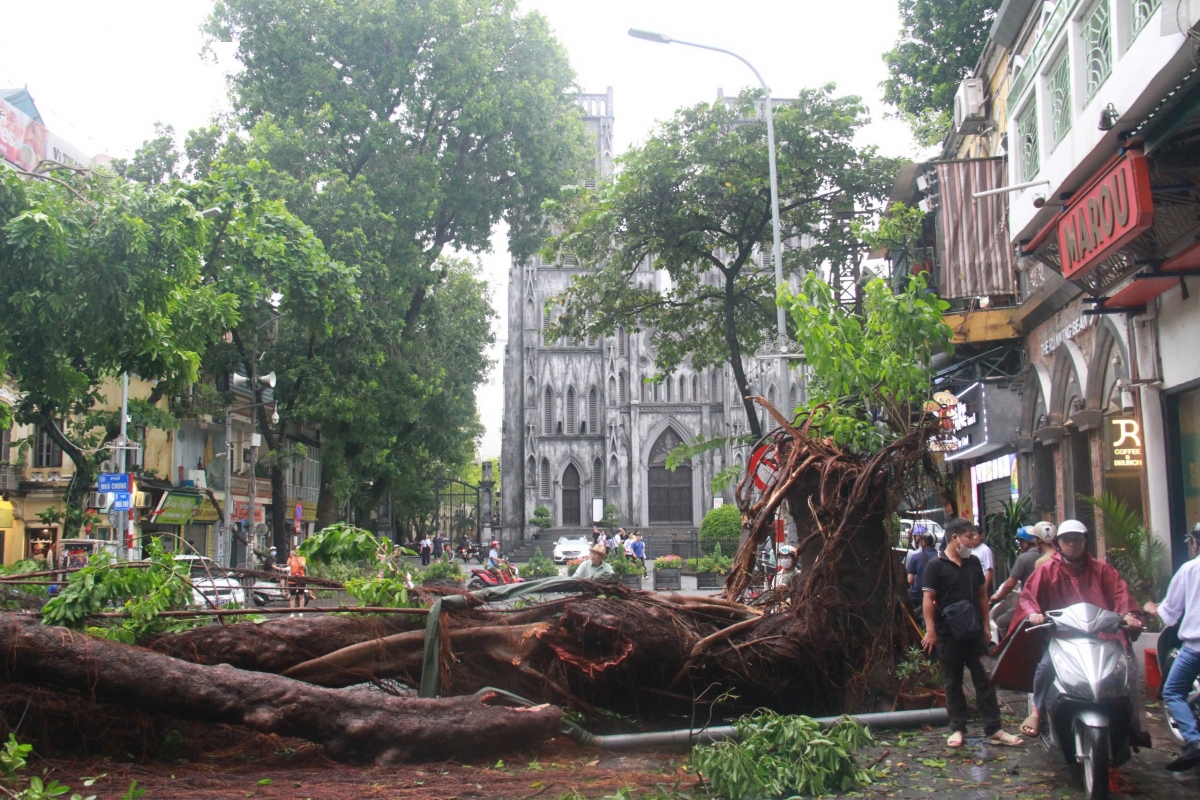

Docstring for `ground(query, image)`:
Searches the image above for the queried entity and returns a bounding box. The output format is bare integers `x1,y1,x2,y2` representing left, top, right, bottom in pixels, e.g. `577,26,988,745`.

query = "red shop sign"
1057,152,1153,280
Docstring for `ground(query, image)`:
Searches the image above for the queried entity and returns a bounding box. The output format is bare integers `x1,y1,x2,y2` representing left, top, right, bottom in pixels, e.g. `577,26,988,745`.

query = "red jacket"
1007,551,1137,638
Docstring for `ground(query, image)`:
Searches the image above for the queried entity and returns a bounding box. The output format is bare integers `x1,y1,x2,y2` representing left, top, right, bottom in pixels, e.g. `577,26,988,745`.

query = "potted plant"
607,550,643,589
522,547,561,579
653,554,683,591
895,646,941,709
528,505,553,541
420,557,465,587
565,558,584,577
694,543,732,590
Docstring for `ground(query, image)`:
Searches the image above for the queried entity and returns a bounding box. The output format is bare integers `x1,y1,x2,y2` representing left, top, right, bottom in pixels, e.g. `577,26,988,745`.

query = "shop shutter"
979,477,1014,583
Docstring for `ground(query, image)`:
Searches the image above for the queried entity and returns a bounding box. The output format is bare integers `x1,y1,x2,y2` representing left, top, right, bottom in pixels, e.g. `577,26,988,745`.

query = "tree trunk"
0,615,562,764
316,455,340,530
270,457,288,556
145,613,424,674
722,277,762,439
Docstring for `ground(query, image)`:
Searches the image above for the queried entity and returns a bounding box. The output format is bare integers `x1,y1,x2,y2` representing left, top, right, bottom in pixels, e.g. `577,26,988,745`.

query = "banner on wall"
0,97,47,170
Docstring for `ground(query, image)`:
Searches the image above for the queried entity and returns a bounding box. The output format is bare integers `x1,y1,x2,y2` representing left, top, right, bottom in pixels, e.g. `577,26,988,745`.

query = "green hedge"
700,504,741,555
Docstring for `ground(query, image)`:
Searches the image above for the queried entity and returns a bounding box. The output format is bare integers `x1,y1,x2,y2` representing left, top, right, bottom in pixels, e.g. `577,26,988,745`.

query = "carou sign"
1057,152,1153,280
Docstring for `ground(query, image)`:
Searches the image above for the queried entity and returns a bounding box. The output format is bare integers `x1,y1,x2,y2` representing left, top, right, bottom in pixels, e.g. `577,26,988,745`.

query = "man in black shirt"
921,518,1024,748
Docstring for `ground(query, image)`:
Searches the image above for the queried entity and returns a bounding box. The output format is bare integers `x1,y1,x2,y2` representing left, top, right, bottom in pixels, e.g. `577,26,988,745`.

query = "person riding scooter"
1009,519,1142,739
486,540,502,570
1143,521,1200,772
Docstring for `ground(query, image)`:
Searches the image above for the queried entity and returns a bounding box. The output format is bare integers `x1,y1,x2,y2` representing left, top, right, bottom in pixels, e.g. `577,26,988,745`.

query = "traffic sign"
98,473,131,492
112,491,132,511
294,503,303,520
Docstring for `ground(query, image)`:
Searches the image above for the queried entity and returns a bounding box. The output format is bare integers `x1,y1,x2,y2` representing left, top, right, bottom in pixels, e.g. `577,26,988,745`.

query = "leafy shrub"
895,646,939,690
691,710,873,799
690,543,733,574
600,503,621,530
605,550,642,575
700,505,741,555
1083,492,1168,603
298,523,385,565
420,559,465,583
654,554,683,571
344,575,419,608
528,505,553,530
522,547,560,578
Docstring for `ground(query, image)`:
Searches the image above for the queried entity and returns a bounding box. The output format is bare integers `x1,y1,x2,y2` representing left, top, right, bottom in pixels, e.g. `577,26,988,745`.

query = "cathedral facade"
500,89,802,540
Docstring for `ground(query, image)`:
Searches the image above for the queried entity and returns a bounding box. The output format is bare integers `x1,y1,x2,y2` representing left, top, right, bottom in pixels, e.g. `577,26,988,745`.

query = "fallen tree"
0,613,561,764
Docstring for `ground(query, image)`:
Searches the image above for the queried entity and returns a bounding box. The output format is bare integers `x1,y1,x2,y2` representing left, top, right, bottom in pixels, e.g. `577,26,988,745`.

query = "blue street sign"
112,491,132,511
98,473,131,492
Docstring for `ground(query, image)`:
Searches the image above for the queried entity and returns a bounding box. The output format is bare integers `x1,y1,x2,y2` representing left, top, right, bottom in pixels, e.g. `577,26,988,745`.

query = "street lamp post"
628,28,787,341
629,29,802,427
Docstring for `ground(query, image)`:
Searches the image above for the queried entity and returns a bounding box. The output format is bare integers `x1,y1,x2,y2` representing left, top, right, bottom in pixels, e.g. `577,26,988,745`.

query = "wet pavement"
855,691,1200,799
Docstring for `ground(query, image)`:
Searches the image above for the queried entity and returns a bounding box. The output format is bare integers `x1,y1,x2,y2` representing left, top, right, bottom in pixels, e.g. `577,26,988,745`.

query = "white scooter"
1032,603,1146,800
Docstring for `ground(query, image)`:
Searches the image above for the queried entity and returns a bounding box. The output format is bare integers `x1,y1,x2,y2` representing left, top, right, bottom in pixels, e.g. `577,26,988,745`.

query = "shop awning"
0,498,13,529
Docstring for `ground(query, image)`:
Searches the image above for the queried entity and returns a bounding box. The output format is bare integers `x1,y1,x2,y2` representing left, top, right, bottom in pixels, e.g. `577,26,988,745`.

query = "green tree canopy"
780,271,952,452
881,0,1000,144
0,165,239,526
545,87,898,437
200,0,589,528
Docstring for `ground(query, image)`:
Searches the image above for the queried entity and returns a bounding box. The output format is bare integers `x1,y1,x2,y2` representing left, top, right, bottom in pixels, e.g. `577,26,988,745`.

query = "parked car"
552,534,590,564
172,555,246,608
898,518,945,549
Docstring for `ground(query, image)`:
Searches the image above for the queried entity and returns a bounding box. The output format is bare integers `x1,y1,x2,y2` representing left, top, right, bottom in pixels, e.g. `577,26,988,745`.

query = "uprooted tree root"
0,404,940,762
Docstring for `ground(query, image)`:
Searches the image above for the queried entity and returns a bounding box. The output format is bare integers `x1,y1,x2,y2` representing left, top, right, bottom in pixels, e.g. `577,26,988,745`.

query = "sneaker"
1165,741,1200,772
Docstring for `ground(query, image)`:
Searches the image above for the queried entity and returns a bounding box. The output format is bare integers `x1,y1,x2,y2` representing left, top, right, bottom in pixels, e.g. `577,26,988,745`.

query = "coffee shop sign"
1040,313,1094,356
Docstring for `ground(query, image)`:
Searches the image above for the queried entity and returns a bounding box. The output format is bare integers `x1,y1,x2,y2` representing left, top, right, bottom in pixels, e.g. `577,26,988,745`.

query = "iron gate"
433,478,481,544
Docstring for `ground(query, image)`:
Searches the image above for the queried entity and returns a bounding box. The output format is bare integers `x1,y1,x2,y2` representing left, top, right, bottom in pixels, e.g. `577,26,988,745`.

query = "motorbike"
466,560,523,591
1031,602,1146,800
1155,622,1200,746
457,542,483,564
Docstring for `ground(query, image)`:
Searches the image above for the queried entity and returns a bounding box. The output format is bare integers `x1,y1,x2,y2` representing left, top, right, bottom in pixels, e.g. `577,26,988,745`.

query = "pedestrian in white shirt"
1144,522,1200,771
963,527,995,592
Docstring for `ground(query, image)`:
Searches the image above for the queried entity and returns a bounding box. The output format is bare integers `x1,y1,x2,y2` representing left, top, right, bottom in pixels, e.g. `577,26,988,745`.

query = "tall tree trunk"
722,279,763,439
270,461,288,557
0,615,562,764
315,454,340,530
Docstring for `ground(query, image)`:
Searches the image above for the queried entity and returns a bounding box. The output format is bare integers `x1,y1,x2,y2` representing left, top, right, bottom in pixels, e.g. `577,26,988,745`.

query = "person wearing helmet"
487,540,502,570
1143,522,1200,771
1010,519,1141,737
989,528,1040,634
1027,521,1058,567
777,544,799,587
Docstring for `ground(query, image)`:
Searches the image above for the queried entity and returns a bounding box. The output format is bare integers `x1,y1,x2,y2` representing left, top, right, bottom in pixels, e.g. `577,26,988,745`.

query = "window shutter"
593,458,603,498
566,388,576,435
588,388,598,433
540,459,550,497
543,388,553,435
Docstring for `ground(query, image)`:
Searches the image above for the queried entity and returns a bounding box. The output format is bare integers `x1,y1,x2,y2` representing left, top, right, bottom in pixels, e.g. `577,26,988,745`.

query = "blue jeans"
1163,644,1200,746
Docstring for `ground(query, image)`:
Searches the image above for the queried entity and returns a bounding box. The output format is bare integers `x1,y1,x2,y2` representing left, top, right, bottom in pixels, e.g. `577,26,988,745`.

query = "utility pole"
117,372,129,560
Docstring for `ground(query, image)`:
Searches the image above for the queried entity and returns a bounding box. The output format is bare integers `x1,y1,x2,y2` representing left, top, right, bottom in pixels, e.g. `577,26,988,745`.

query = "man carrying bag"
921,518,1024,749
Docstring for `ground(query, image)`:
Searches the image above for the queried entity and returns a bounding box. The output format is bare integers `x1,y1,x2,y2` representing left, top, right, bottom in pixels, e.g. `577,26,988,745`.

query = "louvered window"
566,388,576,435
542,306,551,346
619,373,628,404
543,387,553,435
1049,50,1072,146
1017,100,1040,182
1083,1,1111,104
789,384,798,414
711,371,719,401
540,458,550,497
588,388,598,433
665,379,671,402
692,376,698,401
593,458,603,498
617,328,627,357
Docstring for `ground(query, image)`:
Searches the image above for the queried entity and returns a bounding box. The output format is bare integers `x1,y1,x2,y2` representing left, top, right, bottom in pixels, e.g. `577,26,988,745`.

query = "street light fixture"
627,27,787,342
628,28,803,430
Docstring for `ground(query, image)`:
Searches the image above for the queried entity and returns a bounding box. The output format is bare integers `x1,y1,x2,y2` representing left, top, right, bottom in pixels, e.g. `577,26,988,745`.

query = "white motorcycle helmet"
1056,519,1088,538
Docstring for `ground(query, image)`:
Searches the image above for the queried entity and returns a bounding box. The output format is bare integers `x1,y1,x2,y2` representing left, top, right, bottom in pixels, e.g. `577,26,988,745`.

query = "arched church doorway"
648,429,692,524
562,464,581,526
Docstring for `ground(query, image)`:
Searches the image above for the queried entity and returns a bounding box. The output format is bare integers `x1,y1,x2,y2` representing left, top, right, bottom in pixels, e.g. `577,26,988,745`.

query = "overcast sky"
0,0,921,461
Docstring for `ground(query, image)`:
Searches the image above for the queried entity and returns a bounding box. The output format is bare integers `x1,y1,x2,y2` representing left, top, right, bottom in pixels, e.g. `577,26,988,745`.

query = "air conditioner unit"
134,491,152,508
954,78,988,134
88,492,115,511
87,492,100,509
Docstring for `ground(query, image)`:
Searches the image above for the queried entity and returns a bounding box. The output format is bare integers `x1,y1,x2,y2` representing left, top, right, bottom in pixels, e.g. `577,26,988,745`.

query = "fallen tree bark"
145,612,425,674
0,614,561,763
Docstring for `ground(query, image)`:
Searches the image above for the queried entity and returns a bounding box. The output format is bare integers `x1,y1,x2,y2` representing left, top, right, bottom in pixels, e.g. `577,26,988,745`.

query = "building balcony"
228,475,272,498
285,483,319,504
